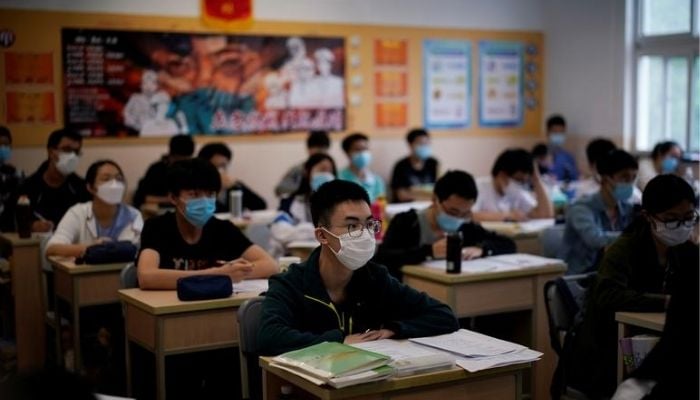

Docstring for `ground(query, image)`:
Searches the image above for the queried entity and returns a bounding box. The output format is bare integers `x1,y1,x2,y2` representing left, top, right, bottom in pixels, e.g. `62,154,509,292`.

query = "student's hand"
343,329,390,344
217,259,254,283
32,220,54,233
461,247,483,260
373,329,395,340
432,238,447,259
505,210,527,222
93,237,112,246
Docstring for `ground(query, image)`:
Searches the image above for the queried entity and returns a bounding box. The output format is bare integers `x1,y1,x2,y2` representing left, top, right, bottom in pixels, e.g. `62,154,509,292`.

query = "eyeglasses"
654,211,699,229
328,219,382,238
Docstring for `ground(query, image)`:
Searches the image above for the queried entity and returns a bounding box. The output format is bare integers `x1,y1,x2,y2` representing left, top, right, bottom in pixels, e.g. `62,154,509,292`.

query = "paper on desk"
485,254,563,269
351,340,455,377
352,339,443,361
410,329,526,357
422,258,500,273
517,218,555,233
232,279,269,294
455,348,542,372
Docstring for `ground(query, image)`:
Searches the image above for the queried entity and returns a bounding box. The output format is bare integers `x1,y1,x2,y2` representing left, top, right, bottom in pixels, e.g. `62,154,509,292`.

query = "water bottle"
446,231,463,274
229,190,243,218
16,195,32,238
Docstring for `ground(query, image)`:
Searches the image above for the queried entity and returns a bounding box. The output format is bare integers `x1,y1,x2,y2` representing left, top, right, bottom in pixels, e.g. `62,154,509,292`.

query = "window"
633,0,699,152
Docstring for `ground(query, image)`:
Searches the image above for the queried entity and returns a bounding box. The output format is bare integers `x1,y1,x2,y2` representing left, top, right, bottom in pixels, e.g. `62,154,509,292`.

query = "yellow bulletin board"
0,8,544,147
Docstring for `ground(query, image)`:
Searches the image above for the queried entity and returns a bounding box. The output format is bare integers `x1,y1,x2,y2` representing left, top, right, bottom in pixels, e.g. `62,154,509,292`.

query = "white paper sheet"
455,348,542,372
409,329,526,357
232,279,269,294
352,339,444,361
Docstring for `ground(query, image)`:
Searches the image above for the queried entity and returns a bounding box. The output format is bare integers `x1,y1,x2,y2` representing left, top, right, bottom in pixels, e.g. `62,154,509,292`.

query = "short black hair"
198,142,232,161
531,143,549,158
167,158,221,195
586,138,617,166
47,128,82,149
597,149,638,177
546,114,566,130
0,126,11,143
651,141,681,161
434,170,478,202
310,180,370,226
491,149,534,177
642,174,696,214
307,130,330,149
341,133,369,154
406,128,429,144
169,134,195,157
85,159,123,187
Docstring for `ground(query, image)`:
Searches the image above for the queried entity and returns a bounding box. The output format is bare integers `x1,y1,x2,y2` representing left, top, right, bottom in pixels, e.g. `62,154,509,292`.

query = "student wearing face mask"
472,148,554,222
637,141,683,191
17,129,90,232
45,160,142,258
375,170,515,279
269,153,337,257
196,142,266,212
258,180,459,356
337,133,386,204
568,174,698,399
559,149,639,275
546,114,579,181
390,128,439,203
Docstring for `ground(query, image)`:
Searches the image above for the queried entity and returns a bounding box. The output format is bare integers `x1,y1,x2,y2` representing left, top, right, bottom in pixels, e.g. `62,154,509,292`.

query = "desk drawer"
454,277,533,317
390,373,516,400
162,308,239,352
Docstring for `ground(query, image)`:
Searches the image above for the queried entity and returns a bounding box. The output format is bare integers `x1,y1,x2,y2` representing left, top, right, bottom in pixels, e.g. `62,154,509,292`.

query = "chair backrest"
540,225,565,258
245,224,272,252
120,262,138,289
237,296,265,355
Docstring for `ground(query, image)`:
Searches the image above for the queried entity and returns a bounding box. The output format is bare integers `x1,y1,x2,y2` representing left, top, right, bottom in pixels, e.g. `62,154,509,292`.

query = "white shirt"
473,177,537,214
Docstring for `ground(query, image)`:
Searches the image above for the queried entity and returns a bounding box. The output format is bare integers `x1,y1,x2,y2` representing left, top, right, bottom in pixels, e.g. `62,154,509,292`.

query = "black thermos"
446,231,463,274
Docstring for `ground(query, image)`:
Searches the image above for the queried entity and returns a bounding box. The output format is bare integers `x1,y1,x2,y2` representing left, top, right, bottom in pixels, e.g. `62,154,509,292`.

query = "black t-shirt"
139,212,253,270
390,157,438,190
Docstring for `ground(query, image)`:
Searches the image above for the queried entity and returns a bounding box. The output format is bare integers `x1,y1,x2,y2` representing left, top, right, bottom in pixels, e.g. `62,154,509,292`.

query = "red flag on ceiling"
201,0,253,29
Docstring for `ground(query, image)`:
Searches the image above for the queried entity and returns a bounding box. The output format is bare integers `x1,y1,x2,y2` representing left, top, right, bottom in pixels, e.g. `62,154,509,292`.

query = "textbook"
271,341,391,381
352,340,456,377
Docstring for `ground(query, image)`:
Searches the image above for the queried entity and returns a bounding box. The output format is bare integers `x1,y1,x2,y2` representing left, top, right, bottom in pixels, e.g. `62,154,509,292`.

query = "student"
531,143,558,186
46,160,143,258
17,129,90,232
137,158,277,290
275,130,330,198
472,149,553,222
390,128,439,203
559,149,638,274
337,133,386,203
132,134,194,209
546,114,579,181
0,126,24,232
375,170,516,279
197,142,267,212
638,141,683,190
573,138,617,200
569,174,698,399
258,180,459,356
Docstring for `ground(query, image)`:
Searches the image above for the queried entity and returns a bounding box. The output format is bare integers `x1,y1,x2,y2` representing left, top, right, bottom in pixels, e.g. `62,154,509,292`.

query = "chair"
540,225,565,258
245,223,272,251
237,296,265,400
544,272,596,400
120,262,138,289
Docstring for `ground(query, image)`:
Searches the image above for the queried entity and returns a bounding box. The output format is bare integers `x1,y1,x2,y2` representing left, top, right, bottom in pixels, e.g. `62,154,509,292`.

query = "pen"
33,211,47,221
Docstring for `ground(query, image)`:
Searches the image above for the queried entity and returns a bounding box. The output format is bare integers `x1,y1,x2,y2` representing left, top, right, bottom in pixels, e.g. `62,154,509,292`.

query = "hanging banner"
479,41,524,127
423,40,471,129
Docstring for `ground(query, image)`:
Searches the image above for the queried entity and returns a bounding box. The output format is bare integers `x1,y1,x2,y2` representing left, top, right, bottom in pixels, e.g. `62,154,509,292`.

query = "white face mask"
56,152,80,176
323,228,376,271
652,223,693,247
504,179,526,197
96,179,126,205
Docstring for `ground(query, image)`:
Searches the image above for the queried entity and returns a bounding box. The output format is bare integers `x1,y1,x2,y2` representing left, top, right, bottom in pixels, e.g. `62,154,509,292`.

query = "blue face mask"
414,145,432,161
612,182,634,202
0,146,10,163
549,133,566,147
661,157,679,174
351,151,372,169
436,210,465,233
184,197,216,228
310,172,334,192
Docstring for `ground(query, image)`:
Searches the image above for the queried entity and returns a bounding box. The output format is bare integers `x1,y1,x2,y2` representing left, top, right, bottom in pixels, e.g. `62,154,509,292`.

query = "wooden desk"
480,219,555,255
119,289,260,400
402,260,565,400
615,312,665,384
3,233,45,371
49,256,126,372
260,356,527,400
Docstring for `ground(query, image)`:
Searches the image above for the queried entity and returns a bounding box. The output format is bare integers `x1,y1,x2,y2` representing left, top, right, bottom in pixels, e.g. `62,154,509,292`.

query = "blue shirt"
551,148,579,181
558,192,635,274
338,167,386,203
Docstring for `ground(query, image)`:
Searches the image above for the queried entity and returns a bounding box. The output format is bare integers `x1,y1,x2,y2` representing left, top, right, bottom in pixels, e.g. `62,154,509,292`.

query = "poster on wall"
423,40,471,129
4,52,54,84
62,28,345,137
478,41,523,127
6,92,56,123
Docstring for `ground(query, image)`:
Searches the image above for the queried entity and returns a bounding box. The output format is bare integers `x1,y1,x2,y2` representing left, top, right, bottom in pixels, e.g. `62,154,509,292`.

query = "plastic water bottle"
446,231,463,274
229,190,243,218
16,195,32,238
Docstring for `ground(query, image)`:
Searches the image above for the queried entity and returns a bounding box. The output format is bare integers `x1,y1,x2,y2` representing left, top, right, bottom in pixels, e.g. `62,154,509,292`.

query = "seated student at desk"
197,142,267,212
275,130,331,198
45,160,143,257
375,170,515,279
574,139,642,204
472,149,553,222
137,158,277,290
390,128,439,203
637,140,683,191
569,174,698,399
545,114,579,181
258,180,459,356
559,149,638,274
270,153,336,257
338,133,386,203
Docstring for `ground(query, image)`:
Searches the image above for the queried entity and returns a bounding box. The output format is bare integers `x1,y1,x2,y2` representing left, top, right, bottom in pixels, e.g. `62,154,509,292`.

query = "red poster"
6,92,56,123
4,52,53,84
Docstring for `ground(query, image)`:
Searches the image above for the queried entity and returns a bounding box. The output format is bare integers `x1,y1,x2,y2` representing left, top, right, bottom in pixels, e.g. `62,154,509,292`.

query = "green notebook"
272,341,391,380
